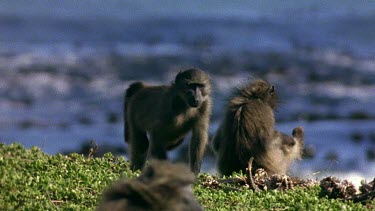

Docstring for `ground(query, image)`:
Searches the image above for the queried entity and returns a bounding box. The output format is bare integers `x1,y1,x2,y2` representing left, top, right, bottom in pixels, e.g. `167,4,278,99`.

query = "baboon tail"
232,105,254,163
124,82,145,143
212,135,220,152
125,82,145,99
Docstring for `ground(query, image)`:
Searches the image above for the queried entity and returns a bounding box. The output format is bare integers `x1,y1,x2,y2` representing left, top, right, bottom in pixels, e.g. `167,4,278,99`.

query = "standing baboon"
124,69,211,174
97,160,203,211
212,79,304,176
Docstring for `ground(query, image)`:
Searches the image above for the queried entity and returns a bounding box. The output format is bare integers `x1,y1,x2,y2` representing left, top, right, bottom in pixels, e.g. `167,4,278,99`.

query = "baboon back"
124,82,145,143
124,69,211,174
215,98,274,175
214,79,303,176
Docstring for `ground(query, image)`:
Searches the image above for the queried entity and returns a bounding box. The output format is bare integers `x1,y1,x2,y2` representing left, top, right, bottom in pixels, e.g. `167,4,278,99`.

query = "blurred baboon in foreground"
97,160,203,211
124,69,211,174
212,79,304,176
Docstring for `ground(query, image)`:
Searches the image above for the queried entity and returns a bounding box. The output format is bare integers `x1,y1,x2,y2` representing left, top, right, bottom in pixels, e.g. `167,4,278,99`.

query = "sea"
1,0,375,186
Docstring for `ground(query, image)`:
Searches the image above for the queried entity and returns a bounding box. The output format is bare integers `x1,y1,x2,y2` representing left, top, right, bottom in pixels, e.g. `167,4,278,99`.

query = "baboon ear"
268,86,275,95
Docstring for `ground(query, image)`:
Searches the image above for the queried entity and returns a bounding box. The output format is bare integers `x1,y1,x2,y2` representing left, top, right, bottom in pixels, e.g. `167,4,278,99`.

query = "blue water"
0,0,374,182
1,0,375,56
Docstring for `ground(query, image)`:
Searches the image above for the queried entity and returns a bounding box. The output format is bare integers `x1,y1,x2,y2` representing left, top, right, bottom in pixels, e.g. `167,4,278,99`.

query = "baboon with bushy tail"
213,79,304,176
97,160,203,211
124,68,211,175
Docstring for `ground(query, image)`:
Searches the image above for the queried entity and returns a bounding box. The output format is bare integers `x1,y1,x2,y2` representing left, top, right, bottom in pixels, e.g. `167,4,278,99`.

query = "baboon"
97,160,203,211
124,69,211,174
212,79,304,176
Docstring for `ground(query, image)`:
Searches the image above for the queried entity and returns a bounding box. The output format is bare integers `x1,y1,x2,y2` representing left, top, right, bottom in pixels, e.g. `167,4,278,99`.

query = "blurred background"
1,0,374,184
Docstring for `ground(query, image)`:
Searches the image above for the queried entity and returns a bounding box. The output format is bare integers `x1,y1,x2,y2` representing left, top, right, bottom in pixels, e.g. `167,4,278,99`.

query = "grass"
0,143,374,210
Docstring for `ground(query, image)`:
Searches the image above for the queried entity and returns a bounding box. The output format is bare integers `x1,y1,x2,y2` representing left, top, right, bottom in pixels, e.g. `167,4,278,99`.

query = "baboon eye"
187,83,204,89
187,83,197,89
196,83,205,88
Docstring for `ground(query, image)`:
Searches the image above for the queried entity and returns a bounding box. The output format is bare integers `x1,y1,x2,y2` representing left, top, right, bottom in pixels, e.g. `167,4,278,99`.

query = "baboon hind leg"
148,132,168,160
129,129,149,171
217,151,244,176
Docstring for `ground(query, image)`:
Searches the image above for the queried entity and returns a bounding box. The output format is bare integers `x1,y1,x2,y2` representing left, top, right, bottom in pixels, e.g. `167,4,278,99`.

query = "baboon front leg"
190,118,209,175
129,129,149,171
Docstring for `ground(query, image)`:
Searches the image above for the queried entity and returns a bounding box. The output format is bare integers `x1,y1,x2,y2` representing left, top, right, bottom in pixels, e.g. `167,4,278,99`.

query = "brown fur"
124,69,211,174
97,160,203,211
212,79,304,176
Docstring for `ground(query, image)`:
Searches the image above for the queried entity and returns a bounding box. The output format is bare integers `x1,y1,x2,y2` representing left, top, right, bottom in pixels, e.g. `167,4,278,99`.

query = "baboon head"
97,160,202,211
174,69,211,108
244,79,278,109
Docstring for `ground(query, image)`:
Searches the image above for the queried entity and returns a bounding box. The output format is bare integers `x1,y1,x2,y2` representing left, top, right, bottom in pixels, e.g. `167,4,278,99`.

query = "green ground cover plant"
0,143,374,210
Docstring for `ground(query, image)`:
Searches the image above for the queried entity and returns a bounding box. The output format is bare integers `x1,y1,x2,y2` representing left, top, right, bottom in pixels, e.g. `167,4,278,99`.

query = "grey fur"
97,160,203,211
213,79,304,176
124,69,212,174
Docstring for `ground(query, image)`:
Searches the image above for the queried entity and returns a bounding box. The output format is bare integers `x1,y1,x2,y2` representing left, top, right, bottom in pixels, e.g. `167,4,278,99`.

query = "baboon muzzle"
190,101,200,107
189,89,202,107
188,98,200,107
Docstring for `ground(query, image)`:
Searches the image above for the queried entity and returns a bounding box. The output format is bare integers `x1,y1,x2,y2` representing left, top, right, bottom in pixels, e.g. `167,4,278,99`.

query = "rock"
350,131,364,143
324,151,339,161
106,112,119,124
366,148,375,161
320,176,357,199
